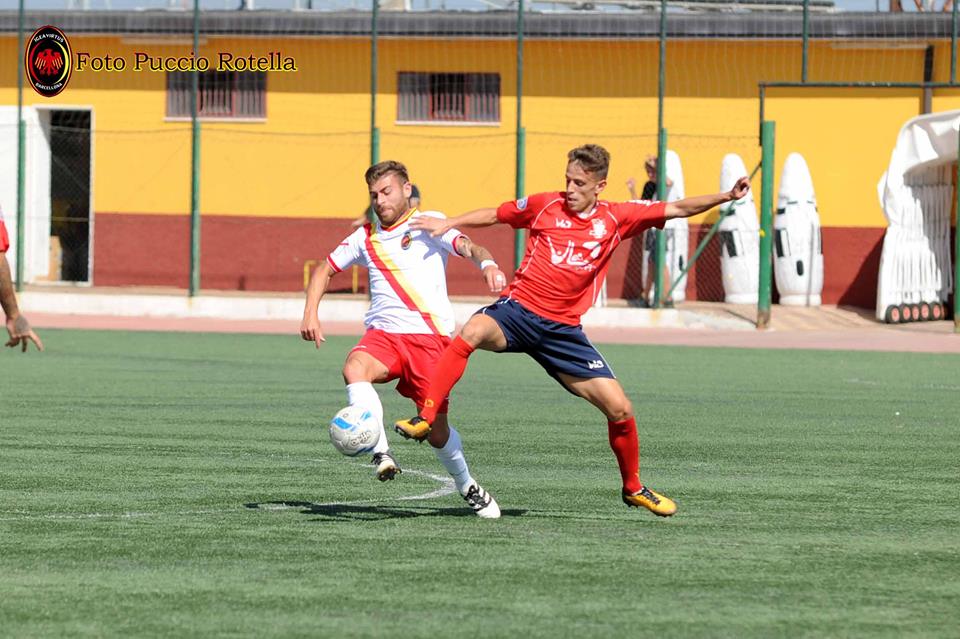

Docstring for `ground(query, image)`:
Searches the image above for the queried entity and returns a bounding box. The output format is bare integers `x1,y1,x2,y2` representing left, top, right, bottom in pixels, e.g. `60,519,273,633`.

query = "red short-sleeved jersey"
496,192,667,325
0,213,9,253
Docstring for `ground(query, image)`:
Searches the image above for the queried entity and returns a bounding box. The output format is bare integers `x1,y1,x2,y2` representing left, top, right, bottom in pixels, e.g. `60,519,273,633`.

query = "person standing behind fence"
628,156,673,307
0,206,43,352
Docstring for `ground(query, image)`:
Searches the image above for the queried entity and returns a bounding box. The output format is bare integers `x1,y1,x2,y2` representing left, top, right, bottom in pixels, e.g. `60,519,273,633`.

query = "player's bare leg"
557,374,677,517
429,413,500,519
343,351,400,481
395,314,508,441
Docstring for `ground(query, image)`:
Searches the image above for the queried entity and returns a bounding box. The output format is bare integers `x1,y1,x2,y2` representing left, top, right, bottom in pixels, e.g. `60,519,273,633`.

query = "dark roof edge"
0,11,954,39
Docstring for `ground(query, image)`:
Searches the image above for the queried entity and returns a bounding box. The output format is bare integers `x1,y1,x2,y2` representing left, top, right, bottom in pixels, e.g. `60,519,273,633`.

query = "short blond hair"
365,160,409,187
567,144,610,179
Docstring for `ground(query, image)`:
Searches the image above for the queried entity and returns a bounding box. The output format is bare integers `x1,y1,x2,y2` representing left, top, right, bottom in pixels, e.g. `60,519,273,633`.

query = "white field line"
0,462,456,522
846,378,960,391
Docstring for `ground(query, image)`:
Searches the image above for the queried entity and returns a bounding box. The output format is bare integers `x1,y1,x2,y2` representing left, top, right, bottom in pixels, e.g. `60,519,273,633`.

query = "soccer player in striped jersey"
396,144,750,517
300,161,506,518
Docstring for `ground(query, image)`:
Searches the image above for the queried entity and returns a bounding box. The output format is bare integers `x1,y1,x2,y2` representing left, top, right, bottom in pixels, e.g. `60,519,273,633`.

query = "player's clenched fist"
483,265,507,293
730,176,750,200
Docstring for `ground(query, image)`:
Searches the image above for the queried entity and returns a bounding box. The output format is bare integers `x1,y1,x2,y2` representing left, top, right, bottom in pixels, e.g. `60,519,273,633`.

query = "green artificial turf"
1,330,958,638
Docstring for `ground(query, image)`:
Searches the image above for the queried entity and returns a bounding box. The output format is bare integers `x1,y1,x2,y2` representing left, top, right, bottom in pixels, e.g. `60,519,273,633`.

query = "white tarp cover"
878,110,960,224
876,110,957,319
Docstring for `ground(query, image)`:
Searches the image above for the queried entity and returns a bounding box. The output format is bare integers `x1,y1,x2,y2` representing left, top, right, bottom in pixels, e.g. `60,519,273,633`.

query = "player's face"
369,173,412,226
564,161,606,213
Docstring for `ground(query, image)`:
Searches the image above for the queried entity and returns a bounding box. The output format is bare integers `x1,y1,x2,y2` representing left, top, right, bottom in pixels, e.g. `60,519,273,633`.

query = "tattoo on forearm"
457,237,474,259
473,246,494,263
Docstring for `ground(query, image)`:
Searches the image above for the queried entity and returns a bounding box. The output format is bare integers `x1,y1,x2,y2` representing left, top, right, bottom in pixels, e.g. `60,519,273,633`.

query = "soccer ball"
328,406,380,457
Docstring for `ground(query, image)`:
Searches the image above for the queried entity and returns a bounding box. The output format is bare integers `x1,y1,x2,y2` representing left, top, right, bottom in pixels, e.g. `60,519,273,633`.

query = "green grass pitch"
1,329,958,637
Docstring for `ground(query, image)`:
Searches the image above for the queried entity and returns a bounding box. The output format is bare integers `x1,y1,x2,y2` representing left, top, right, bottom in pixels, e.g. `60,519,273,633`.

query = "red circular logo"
25,26,72,98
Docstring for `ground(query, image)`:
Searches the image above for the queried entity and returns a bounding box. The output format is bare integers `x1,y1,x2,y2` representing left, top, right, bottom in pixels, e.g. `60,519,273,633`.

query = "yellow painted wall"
1,35,372,218
0,33,951,227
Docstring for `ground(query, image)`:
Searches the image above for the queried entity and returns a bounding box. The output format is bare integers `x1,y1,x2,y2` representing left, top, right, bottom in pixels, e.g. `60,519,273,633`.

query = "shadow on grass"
244,500,526,522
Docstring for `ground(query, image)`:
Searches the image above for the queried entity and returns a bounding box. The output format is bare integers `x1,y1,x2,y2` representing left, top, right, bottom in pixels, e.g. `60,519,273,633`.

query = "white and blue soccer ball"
329,406,380,457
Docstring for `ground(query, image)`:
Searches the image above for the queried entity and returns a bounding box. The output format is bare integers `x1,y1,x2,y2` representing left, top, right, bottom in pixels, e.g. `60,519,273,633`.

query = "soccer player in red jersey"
396,144,750,517
0,207,43,353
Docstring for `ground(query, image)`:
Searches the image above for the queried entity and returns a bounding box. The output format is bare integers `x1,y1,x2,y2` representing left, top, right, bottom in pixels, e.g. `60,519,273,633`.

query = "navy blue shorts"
477,298,616,387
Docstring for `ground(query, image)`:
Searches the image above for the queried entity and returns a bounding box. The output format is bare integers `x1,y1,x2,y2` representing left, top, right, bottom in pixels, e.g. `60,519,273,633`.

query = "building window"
398,72,500,124
166,71,266,119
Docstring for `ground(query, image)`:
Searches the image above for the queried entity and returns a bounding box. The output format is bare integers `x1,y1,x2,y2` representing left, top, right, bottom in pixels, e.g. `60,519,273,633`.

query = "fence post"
955,125,960,332
801,0,809,83
370,0,379,165
514,0,526,270
15,0,25,291
188,0,201,296
652,0,667,308
654,128,668,308
758,121,776,329
952,0,957,84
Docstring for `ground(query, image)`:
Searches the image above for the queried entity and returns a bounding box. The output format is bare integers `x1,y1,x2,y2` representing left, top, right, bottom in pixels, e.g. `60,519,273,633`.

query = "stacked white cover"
876,110,957,322
717,153,760,304
774,153,824,306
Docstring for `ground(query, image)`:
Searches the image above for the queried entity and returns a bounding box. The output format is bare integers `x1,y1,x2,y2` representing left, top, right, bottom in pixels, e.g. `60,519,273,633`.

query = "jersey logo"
516,197,528,210
547,237,603,270
549,238,572,265
400,231,413,250
586,359,605,370
555,218,572,229
589,219,608,239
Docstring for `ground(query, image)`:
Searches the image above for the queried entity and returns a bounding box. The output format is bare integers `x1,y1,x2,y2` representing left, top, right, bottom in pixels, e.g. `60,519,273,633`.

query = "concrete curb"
20,289,755,331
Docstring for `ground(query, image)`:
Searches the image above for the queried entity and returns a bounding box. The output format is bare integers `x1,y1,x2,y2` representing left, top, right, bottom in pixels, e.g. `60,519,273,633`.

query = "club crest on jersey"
400,230,413,250
516,197,528,210
589,219,608,239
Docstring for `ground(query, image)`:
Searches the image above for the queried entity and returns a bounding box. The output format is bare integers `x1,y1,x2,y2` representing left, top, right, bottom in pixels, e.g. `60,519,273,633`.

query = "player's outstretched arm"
409,207,499,237
665,176,750,220
454,236,508,293
1,253,43,353
300,260,335,348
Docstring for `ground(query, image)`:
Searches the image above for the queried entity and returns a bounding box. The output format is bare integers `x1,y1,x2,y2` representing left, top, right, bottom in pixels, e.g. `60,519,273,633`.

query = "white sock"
432,426,475,495
345,382,388,454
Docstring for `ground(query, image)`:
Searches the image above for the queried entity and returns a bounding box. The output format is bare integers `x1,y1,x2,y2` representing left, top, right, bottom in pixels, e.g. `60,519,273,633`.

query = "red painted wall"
821,227,884,308
93,213,886,308
93,213,517,295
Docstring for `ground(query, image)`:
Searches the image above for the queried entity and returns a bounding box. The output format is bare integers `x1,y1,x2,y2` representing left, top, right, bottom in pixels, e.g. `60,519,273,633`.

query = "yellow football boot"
394,416,432,442
622,485,677,517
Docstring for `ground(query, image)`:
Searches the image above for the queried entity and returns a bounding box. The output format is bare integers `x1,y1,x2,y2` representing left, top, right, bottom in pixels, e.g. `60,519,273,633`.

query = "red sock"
607,417,642,493
420,336,475,423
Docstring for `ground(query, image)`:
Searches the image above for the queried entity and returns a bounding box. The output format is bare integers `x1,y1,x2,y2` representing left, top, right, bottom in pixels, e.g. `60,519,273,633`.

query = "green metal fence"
7,1,960,330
